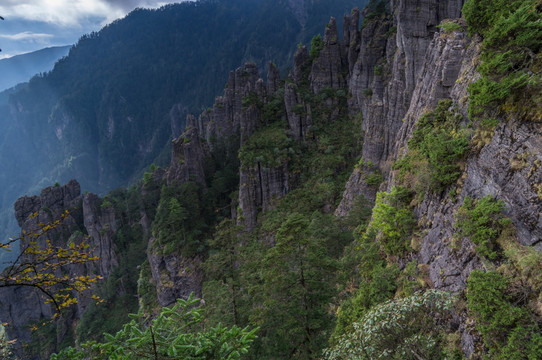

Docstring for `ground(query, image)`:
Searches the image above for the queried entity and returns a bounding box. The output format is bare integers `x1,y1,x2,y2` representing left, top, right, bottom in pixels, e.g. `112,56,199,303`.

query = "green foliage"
51,294,258,359
216,97,361,357
396,99,468,194
437,20,463,33
143,164,158,186
455,195,510,259
152,182,207,256
309,34,324,60
238,124,294,168
242,92,262,110
463,0,542,120
137,260,160,316
365,171,383,187
262,87,286,124
466,270,542,359
324,290,455,360
332,262,399,341
368,186,416,256
254,212,339,359
373,64,384,76
0,323,15,359
203,219,248,327
462,0,523,36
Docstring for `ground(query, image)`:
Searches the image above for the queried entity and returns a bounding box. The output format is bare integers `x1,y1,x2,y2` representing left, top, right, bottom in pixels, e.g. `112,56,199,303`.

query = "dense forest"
1,0,542,359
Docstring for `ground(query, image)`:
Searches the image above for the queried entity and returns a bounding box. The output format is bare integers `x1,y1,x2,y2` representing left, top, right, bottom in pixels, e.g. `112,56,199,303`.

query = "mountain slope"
0,0,363,261
0,46,71,92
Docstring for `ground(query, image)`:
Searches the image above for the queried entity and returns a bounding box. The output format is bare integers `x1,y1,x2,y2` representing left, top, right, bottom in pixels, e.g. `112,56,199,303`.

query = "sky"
0,0,191,59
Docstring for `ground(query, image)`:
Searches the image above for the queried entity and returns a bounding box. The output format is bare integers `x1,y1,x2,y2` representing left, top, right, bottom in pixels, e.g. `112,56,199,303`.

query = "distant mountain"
0,45,71,92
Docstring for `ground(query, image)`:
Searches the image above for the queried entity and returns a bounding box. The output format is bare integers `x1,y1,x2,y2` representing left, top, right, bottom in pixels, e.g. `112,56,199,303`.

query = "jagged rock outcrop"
147,238,204,307
339,0,465,211
310,17,345,94
293,46,311,84
267,62,281,97
166,115,207,185
342,8,361,74
82,193,119,277
1,180,119,359
394,23,470,153
284,81,313,141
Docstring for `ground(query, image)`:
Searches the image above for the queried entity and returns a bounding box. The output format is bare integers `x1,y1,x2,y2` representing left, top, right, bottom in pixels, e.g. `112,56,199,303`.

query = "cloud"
0,31,54,42
0,0,183,28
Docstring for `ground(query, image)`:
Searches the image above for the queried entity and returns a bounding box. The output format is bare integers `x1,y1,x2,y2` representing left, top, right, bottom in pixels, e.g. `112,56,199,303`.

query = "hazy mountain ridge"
0,46,71,92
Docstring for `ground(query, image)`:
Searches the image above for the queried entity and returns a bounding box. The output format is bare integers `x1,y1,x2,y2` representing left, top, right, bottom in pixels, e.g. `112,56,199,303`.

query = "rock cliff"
335,0,542,356
1,180,118,359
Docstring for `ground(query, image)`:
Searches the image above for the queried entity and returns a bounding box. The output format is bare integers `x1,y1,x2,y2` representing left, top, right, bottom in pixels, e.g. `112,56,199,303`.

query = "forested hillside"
0,0,362,267
1,0,542,359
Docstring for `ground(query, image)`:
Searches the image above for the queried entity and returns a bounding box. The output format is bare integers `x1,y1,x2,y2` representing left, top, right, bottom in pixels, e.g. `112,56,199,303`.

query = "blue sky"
0,0,190,58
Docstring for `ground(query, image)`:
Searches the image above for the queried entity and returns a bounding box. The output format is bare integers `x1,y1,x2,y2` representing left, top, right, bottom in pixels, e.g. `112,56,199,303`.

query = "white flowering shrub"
324,290,455,360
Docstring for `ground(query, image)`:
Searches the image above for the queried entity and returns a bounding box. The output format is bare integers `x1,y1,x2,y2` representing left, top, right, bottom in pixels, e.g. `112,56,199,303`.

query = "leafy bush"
463,0,542,120
437,21,463,33
396,99,468,194
238,125,293,168
152,182,208,256
455,195,510,259
324,290,455,360
309,34,324,60
365,171,384,187
462,0,522,36
466,270,542,359
368,186,416,256
332,263,399,340
51,294,258,359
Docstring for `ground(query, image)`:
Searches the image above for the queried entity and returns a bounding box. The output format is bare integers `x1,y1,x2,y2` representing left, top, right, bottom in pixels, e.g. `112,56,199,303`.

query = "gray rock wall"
1,180,118,359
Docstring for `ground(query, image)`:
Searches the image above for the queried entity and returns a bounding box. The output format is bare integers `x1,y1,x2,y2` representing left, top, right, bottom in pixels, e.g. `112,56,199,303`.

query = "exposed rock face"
293,46,311,85
166,115,207,185
342,8,361,74
267,62,281,96
463,120,542,249
1,180,119,359
394,25,470,154
340,0,465,210
284,81,313,141
82,193,119,277
310,17,345,94
337,1,542,355
239,163,291,231
147,237,204,307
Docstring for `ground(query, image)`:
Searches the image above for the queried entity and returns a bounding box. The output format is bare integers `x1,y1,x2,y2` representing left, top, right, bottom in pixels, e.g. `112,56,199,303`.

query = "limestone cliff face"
339,0,466,211
147,238,204,307
335,1,542,356
0,180,118,359
310,17,345,94
166,115,207,186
